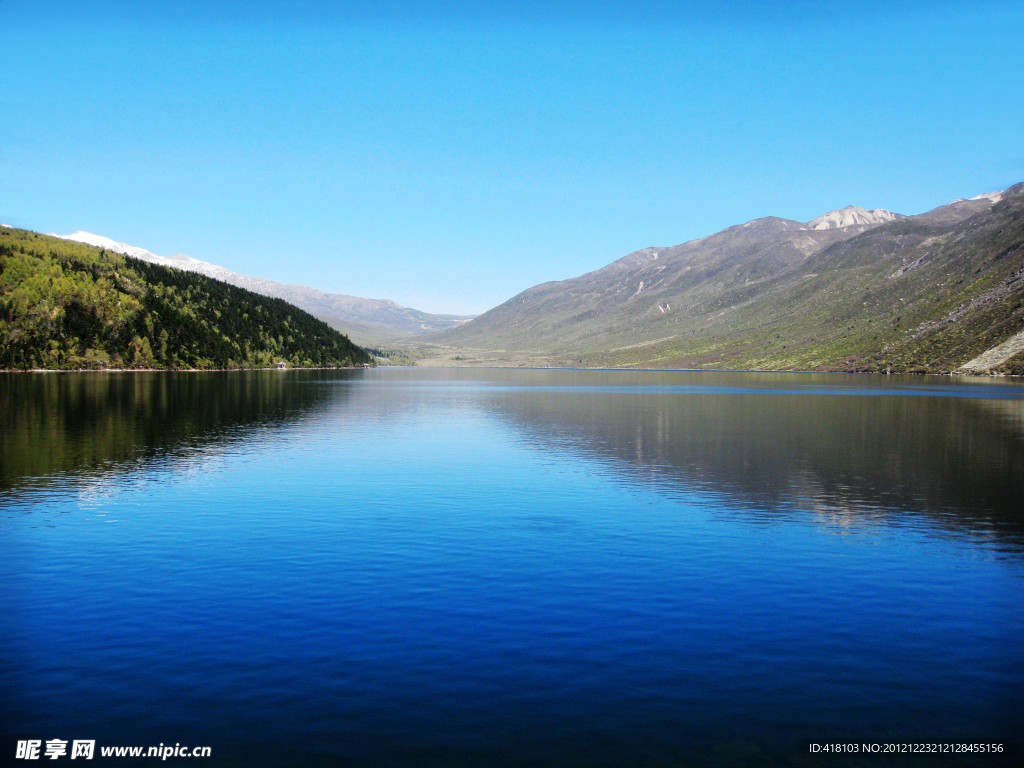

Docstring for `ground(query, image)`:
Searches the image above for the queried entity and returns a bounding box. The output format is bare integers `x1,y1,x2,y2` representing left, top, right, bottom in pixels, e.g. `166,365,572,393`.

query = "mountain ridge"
50,231,474,345
422,185,1024,374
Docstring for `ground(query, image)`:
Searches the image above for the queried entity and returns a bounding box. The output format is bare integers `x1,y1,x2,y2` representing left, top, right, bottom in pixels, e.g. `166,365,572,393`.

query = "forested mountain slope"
0,228,370,370
430,185,1024,374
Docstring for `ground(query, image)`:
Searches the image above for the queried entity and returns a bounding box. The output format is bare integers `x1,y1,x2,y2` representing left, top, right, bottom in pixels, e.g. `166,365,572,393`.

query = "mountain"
1,228,370,370
806,205,903,230
426,186,1024,374
50,231,242,282
51,231,474,346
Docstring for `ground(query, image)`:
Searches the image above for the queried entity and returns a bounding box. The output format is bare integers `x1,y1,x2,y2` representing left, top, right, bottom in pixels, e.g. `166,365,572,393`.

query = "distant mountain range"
426,186,1024,374
49,231,474,346
32,182,1024,374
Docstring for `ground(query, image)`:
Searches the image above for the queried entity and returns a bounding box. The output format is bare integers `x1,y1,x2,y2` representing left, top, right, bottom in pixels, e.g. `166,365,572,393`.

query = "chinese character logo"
16,739,94,760
16,741,41,760
70,741,95,760
44,741,68,760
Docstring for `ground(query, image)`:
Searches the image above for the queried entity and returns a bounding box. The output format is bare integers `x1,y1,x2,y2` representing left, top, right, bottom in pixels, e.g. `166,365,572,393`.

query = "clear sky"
3,1,1023,315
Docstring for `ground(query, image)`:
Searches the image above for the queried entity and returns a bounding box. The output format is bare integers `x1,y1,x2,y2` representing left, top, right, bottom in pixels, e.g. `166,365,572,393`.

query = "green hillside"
425,183,1024,374
0,228,371,370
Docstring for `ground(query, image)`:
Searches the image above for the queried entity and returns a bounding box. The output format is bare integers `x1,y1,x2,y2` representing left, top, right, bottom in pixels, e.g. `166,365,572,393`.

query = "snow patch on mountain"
948,191,1005,205
806,206,903,230
51,231,238,282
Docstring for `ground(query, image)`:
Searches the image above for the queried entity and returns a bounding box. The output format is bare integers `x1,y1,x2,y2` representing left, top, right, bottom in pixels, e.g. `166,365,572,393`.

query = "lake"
2,368,1022,766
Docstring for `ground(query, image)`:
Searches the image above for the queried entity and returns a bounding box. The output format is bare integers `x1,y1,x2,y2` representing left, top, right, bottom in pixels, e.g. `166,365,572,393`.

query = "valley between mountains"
7,182,1023,374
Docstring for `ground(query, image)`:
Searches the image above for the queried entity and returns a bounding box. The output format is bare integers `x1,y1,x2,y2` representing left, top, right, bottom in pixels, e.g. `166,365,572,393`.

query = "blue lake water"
2,368,1023,766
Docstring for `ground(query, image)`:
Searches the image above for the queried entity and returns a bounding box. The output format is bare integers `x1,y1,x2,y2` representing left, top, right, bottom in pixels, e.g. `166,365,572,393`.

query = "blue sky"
2,1,1023,315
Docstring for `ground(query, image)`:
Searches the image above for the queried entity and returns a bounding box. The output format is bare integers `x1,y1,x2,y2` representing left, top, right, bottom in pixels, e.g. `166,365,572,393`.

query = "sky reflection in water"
1,369,1022,767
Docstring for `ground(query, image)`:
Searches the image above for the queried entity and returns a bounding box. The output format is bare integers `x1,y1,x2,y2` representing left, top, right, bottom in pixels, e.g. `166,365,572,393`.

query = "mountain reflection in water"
461,370,1024,550
0,370,350,498
1,368,1022,767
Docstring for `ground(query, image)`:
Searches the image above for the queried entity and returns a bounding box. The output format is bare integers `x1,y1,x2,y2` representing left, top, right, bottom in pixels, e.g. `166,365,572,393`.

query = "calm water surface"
2,369,1023,767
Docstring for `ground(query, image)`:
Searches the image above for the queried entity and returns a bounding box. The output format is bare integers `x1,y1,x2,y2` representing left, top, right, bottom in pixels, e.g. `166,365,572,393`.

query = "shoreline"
2,364,1017,378
1,365,368,373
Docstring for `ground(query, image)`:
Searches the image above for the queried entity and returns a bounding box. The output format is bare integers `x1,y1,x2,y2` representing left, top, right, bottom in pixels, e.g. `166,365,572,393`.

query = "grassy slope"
661,187,1024,374
427,186,1024,373
0,228,370,370
435,218,862,354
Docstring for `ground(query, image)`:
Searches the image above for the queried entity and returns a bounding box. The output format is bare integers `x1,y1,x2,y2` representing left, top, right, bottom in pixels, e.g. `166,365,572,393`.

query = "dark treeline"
0,228,370,369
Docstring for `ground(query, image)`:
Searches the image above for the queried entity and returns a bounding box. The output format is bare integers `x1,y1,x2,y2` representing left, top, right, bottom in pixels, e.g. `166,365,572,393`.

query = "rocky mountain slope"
806,205,903,230
51,231,473,346
428,185,1024,374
